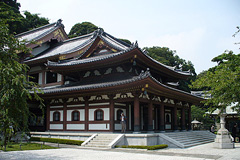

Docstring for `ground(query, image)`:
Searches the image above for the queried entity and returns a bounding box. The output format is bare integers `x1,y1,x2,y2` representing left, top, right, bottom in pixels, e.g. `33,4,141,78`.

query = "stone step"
84,134,121,148
161,131,216,148
85,144,109,148
87,142,110,145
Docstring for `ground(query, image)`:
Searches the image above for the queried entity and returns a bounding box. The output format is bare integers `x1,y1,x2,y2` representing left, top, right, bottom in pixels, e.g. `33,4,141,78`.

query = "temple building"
16,19,203,132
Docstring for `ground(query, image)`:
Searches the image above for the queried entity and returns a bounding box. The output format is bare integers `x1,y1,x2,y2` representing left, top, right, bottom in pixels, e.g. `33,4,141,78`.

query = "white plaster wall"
66,124,85,130
89,108,109,121
57,73,61,82
67,109,85,121
114,108,126,121
89,109,95,121
38,72,42,85
50,124,63,130
50,110,63,121
103,108,109,120
89,124,110,130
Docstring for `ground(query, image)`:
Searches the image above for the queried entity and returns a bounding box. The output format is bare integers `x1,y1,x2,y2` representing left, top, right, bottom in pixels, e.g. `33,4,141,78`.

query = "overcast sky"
18,0,240,74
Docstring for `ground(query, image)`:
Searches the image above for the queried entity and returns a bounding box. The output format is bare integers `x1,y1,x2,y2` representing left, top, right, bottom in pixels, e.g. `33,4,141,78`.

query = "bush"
30,137,83,145
116,144,168,150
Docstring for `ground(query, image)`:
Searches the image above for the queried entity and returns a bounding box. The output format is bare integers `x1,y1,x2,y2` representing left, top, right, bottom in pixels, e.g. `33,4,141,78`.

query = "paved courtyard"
0,142,239,160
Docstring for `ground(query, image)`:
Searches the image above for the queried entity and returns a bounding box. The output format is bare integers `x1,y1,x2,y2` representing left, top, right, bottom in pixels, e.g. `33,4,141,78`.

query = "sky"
18,0,240,74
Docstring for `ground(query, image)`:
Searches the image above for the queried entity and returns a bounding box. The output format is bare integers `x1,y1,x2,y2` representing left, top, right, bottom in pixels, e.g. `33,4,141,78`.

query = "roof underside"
40,70,202,104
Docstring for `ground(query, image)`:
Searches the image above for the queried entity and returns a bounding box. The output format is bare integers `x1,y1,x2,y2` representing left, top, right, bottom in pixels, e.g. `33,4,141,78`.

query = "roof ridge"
15,22,56,38
63,32,94,43
103,32,131,47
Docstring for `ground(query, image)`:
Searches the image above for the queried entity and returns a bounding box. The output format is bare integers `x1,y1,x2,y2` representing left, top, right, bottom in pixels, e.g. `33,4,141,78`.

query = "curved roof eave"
47,47,191,79
39,70,202,104
24,33,95,64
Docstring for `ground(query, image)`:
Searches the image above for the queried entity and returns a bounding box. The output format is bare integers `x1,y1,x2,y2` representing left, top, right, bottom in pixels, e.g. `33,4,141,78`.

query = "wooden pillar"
181,107,186,130
173,106,178,130
109,94,114,132
159,104,164,131
41,71,45,87
133,93,140,132
84,96,90,131
46,103,50,131
188,106,192,130
148,101,153,131
63,99,67,131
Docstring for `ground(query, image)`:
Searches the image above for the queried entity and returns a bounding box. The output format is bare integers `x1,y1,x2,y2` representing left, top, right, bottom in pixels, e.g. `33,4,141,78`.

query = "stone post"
213,110,234,149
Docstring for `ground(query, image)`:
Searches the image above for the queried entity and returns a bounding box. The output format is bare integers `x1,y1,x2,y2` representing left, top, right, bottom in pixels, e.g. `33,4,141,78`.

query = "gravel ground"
0,142,239,160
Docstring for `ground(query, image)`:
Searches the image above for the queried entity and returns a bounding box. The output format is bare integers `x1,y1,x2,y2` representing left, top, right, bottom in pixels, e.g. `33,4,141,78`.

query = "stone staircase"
160,131,216,148
82,134,122,148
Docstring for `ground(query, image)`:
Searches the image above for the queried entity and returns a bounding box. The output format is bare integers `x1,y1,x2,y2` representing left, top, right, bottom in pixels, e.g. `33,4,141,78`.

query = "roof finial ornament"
94,28,104,37
55,19,63,26
135,40,138,47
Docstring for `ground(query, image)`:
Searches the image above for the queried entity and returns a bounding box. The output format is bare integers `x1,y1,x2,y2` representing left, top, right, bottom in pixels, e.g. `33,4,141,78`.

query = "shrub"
116,144,168,150
30,137,83,145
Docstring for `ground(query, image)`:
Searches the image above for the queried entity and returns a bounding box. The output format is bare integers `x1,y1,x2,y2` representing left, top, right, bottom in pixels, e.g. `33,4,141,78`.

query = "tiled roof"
25,33,94,63
47,45,191,76
40,70,201,101
24,28,131,63
41,69,148,94
47,46,135,67
15,20,63,42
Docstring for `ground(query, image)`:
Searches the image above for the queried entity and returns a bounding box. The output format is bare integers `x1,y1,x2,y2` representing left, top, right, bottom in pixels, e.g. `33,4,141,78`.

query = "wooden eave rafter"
40,74,202,105
47,48,191,80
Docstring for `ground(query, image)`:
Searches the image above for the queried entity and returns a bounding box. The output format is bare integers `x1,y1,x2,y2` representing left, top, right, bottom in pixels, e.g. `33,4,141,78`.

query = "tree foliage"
191,51,240,112
144,46,196,92
191,105,214,130
0,1,49,34
119,38,131,45
68,22,98,38
0,22,43,150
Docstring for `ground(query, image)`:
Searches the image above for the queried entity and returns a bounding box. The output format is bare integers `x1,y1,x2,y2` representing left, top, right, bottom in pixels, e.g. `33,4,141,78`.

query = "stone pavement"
0,142,239,160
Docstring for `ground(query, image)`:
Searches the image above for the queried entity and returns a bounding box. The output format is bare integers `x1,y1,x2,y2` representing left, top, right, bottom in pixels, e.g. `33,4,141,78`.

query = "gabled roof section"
16,19,68,49
47,46,191,79
24,33,95,64
24,28,132,64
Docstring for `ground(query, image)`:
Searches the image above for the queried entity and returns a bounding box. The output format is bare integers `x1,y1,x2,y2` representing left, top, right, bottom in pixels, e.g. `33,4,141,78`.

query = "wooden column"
188,106,192,130
84,96,90,131
173,106,178,131
133,93,140,132
148,101,153,131
159,104,165,131
109,94,114,132
41,71,45,87
46,103,50,131
63,99,67,131
181,107,186,130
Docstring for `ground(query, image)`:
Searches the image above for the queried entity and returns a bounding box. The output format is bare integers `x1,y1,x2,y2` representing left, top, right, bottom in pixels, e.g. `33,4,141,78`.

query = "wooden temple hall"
17,19,203,132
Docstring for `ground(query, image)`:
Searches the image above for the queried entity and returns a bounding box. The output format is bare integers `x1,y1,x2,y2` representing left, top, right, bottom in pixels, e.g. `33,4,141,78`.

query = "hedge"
30,137,83,145
116,144,168,150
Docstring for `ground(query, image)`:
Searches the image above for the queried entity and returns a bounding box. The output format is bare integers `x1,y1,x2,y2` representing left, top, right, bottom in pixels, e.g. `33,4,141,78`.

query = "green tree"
119,38,131,45
0,0,20,11
22,11,49,31
0,1,25,34
144,46,196,92
191,105,214,130
191,51,240,112
68,22,98,38
0,1,49,34
0,22,43,151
